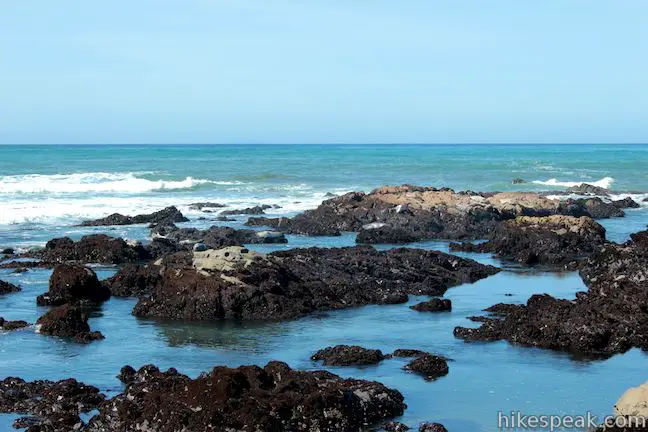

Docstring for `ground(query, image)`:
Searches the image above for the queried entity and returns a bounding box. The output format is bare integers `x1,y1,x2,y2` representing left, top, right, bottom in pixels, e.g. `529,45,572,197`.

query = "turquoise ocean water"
1,144,648,431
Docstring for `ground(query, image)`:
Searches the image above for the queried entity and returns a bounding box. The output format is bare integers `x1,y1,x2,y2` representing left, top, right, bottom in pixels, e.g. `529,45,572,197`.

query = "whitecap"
531,177,615,189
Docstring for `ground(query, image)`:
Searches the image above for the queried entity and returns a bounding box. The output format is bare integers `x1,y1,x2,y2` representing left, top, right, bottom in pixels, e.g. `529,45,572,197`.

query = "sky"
0,0,647,144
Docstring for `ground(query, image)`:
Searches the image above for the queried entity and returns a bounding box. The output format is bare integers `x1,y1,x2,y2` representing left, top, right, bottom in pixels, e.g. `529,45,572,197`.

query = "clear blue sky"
1,1,646,144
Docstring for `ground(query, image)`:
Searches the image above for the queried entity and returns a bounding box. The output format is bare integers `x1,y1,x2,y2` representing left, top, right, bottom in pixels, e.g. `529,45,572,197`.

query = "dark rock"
102,263,162,297
357,224,421,244
39,234,150,264
311,345,385,366
389,349,429,358
567,183,609,195
404,354,449,380
247,186,595,241
419,423,449,432
12,267,28,274
188,202,226,211
613,197,641,209
511,178,527,184
129,246,499,322
450,215,606,266
220,205,272,216
1,247,14,255
216,215,236,221
455,231,648,358
410,298,452,312
80,206,188,226
149,224,287,254
575,197,625,218
36,304,104,343
85,362,405,432
37,264,110,306
0,279,21,294
383,421,411,431
0,376,104,432
0,317,30,331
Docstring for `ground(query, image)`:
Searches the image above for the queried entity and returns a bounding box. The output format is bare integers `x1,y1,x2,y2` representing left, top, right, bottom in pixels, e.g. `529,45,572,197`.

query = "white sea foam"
532,176,615,189
0,172,221,194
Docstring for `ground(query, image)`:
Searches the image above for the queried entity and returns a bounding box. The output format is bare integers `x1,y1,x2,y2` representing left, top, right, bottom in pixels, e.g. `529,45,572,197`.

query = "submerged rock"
38,234,149,264
511,178,527,184
122,245,498,321
449,215,606,266
410,298,452,312
0,317,30,331
80,206,189,226
311,345,386,366
0,279,21,295
0,376,104,432
37,264,110,306
85,362,406,432
455,230,648,358
246,185,599,242
36,304,104,343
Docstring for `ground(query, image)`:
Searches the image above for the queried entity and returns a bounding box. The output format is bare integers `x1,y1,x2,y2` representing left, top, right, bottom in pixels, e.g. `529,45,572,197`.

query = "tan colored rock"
511,215,603,236
615,381,648,417
192,246,265,273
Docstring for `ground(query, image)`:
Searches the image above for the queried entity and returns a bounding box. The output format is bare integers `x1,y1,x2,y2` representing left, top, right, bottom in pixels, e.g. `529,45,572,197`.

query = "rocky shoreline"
1,183,646,430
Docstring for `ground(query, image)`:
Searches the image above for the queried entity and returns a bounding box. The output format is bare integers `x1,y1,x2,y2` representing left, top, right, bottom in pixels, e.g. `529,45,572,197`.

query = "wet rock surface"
149,223,287,256
188,202,226,211
36,304,104,343
85,362,406,432
455,230,648,358
0,279,21,294
410,298,452,312
36,234,150,265
613,197,641,209
0,317,30,331
220,204,272,215
311,345,386,366
125,245,498,321
418,423,449,432
80,206,188,226
449,215,606,266
567,183,610,195
575,197,625,218
37,264,110,306
404,354,449,380
0,377,104,432
247,185,604,242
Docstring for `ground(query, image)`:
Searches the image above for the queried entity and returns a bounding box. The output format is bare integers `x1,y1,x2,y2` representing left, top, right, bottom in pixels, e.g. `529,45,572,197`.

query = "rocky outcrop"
80,206,188,226
102,263,162,297
220,205,272,215
575,197,625,218
36,304,104,343
0,317,30,331
246,185,600,242
38,234,149,264
85,362,405,432
0,377,104,432
37,264,110,306
454,230,648,358
149,224,287,256
126,245,498,322
613,197,641,209
410,298,452,312
403,354,449,380
188,202,226,211
449,215,606,266
383,421,411,431
512,178,527,184
311,345,386,366
567,183,610,196
1,247,14,255
0,279,21,294
615,381,648,418
419,423,449,432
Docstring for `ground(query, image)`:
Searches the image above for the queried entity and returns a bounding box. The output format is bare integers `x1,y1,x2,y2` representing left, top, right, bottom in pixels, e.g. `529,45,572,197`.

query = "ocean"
1,144,648,431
